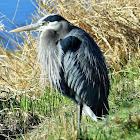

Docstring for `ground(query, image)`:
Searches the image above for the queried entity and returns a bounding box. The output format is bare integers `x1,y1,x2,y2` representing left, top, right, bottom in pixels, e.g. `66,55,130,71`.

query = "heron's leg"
78,104,83,130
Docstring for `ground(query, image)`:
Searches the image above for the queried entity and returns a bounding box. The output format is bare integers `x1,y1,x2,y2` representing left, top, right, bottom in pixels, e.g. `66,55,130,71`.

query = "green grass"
0,58,139,139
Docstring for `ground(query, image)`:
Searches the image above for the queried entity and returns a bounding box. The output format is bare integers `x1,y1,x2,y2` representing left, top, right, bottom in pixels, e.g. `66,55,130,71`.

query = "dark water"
0,0,36,49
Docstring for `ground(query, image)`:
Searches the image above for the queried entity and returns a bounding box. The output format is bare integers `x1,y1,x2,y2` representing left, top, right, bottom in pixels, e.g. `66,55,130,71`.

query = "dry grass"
0,33,41,95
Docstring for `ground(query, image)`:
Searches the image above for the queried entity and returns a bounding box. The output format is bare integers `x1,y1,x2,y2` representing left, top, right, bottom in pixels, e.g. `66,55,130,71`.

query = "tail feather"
83,103,97,122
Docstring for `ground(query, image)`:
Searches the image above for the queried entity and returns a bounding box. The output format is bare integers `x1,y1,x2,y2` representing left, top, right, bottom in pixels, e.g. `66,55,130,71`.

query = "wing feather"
60,29,109,117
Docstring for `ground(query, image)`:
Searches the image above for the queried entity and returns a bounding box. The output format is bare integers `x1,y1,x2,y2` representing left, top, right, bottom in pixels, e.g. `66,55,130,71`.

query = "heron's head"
10,14,70,33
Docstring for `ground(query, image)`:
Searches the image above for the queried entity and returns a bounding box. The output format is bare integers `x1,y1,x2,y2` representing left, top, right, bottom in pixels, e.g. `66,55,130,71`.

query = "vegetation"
0,0,139,139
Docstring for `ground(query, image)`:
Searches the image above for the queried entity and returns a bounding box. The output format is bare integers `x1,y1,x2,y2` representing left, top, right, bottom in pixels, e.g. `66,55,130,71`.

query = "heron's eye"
45,21,49,25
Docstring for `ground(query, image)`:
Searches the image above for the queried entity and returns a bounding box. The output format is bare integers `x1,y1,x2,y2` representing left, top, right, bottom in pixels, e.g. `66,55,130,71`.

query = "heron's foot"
77,127,82,140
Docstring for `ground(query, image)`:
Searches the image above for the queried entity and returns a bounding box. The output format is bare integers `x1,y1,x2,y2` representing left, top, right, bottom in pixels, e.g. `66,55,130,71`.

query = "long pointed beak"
9,23,41,33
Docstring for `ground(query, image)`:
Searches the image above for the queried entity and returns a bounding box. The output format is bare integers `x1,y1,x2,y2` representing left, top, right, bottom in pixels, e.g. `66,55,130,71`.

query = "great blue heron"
10,14,110,130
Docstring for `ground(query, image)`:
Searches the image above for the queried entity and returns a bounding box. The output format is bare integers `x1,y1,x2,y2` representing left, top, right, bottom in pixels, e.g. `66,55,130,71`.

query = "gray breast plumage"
38,28,63,90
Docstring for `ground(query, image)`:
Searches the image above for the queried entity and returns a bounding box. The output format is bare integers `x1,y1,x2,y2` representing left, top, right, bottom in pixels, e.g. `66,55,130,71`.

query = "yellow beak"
9,23,40,33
